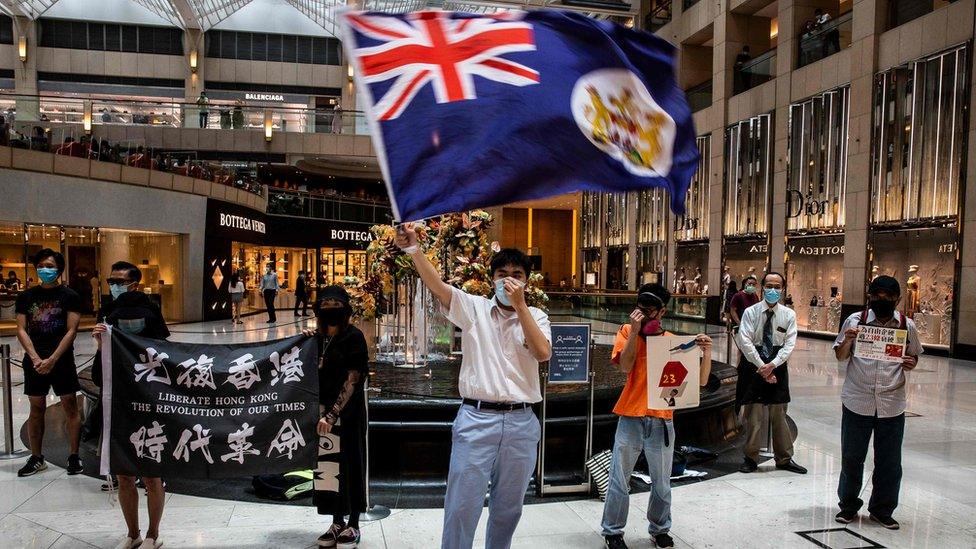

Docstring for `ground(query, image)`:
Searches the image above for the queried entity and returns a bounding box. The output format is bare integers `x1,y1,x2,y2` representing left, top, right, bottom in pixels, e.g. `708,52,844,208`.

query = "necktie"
761,309,774,360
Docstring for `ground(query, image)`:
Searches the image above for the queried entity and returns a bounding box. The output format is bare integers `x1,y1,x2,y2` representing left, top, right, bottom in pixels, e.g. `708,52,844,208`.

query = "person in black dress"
304,286,369,549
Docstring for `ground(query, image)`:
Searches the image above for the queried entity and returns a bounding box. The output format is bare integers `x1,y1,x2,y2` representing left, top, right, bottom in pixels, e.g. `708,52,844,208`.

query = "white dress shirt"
440,286,551,403
736,300,798,368
832,310,923,418
259,273,279,291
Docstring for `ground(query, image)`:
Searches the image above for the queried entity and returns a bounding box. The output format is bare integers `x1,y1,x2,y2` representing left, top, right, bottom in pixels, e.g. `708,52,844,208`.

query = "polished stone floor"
1,312,975,548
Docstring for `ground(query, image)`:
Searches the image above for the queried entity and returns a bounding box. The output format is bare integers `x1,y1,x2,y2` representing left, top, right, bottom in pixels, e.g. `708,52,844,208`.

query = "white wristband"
402,245,419,255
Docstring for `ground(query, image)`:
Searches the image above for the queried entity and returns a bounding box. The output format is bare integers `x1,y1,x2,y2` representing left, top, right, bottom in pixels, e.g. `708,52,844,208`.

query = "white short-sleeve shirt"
441,286,551,403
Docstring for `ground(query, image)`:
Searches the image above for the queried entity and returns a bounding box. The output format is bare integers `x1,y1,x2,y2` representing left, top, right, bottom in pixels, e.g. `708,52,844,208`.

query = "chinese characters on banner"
646,336,701,410
854,326,908,363
100,329,318,478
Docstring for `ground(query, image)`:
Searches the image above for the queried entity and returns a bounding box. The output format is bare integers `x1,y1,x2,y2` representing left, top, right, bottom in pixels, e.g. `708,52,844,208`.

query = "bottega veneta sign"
219,213,266,234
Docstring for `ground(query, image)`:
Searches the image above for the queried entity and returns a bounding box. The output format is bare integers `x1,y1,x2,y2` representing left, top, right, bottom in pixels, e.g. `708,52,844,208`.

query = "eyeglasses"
106,278,131,285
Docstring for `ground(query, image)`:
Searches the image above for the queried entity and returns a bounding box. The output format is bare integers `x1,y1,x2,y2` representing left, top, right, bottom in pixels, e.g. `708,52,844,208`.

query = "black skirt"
313,404,367,517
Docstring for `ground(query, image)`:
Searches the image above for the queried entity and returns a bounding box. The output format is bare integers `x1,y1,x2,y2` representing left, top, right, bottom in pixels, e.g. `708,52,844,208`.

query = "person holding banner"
832,275,922,530
395,223,551,549
15,249,83,478
93,261,170,549
303,286,369,549
601,283,711,549
735,272,807,475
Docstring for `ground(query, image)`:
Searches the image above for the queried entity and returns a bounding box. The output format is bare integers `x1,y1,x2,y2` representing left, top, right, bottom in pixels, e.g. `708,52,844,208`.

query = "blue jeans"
838,406,905,518
601,415,674,537
441,404,540,549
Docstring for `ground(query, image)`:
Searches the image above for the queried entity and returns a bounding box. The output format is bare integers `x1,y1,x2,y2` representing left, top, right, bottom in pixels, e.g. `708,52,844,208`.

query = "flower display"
346,210,550,319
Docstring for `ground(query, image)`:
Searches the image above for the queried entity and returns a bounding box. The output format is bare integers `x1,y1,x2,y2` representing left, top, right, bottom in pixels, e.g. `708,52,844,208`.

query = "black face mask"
869,299,897,319
318,308,347,327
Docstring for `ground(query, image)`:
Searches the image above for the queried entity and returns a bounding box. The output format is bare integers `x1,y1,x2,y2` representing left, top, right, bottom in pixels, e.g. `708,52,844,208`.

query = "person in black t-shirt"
92,261,170,549
303,286,369,549
15,248,82,477
294,270,309,317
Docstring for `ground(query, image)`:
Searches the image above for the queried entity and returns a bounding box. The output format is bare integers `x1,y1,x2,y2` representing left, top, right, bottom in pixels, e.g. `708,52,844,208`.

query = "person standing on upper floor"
735,272,807,475
734,45,752,92
832,275,922,531
196,91,210,128
259,264,280,324
395,223,551,549
729,275,760,327
601,283,712,549
15,249,83,477
294,269,310,317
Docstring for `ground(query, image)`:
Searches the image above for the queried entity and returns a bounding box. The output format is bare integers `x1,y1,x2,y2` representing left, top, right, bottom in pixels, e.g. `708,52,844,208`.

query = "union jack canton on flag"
338,9,699,221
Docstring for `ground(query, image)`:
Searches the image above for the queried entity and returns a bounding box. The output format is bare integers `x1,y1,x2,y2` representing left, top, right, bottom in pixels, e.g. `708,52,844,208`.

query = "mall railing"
267,187,393,224
797,11,853,68
685,80,713,112
545,290,716,336
733,48,777,95
0,93,371,136
646,1,672,32
4,122,266,197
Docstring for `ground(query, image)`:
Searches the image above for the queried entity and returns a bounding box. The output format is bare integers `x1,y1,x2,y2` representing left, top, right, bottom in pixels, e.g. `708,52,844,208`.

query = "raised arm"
696,334,712,385
616,310,645,373
396,223,453,309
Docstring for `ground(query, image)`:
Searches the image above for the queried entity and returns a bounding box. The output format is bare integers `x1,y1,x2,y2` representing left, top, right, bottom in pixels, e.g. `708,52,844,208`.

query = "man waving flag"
339,9,699,221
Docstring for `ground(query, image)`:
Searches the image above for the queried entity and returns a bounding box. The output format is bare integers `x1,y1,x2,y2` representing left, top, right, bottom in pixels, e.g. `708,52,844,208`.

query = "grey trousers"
741,403,794,464
441,404,540,549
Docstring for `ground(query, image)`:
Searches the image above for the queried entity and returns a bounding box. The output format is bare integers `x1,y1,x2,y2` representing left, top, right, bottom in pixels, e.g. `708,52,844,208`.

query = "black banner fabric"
100,329,319,479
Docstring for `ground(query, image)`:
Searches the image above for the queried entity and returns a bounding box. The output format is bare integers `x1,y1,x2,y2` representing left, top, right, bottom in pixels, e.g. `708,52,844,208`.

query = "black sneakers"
317,524,342,548
870,514,900,530
835,510,857,524
654,533,675,548
17,455,47,477
604,535,628,549
66,454,83,475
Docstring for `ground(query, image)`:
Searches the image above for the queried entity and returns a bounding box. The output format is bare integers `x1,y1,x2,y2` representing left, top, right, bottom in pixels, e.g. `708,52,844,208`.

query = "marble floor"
1,312,976,548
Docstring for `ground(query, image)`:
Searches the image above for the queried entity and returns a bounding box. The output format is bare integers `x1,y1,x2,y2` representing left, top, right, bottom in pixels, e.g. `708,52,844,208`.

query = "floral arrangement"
345,210,550,319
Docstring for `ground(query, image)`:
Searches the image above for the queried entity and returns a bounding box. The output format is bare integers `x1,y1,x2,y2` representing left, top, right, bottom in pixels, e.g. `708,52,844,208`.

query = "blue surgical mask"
764,288,782,304
37,267,59,284
494,279,511,307
744,284,757,294
117,317,146,335
110,283,130,300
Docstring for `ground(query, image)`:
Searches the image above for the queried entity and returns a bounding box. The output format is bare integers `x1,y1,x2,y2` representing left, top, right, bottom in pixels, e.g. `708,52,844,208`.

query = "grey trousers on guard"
741,403,795,465
441,404,540,549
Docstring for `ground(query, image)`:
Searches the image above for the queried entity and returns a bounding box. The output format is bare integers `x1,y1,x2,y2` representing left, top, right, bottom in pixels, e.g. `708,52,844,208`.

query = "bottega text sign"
219,213,266,234
330,229,374,243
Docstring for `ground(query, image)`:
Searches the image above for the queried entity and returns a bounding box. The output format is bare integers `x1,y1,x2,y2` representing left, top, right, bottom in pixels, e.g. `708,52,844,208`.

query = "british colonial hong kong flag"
338,9,699,221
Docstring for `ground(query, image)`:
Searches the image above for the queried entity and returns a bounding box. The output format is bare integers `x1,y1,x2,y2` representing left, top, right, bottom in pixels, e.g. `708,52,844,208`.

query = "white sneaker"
137,538,162,549
113,536,142,549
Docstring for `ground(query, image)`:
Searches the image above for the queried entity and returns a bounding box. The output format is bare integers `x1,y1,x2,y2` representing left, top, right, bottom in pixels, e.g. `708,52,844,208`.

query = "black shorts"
23,353,81,397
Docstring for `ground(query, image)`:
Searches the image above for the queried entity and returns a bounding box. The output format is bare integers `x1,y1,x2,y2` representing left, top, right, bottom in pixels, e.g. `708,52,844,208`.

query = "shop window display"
785,234,844,333
676,136,710,241
0,223,185,328
582,248,600,288
788,87,849,232
869,227,956,347
673,243,707,296
637,244,665,285
871,45,967,224
725,114,773,237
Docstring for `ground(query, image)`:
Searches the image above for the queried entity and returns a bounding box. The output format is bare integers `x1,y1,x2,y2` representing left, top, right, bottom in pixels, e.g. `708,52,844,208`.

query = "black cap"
637,283,671,308
317,285,350,306
868,275,900,296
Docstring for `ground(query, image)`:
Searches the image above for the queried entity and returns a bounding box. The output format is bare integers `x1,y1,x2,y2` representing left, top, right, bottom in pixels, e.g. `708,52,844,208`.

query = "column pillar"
627,192,638,290
841,0,886,314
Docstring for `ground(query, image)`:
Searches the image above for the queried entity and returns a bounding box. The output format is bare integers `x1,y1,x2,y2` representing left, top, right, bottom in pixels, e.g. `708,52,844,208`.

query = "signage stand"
536,323,594,496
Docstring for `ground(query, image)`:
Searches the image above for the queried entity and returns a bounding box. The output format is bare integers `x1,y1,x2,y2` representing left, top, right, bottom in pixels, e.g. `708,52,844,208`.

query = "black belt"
462,398,531,411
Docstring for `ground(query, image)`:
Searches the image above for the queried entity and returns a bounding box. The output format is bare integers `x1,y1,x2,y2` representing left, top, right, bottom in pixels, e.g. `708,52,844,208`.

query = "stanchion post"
2,344,29,460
